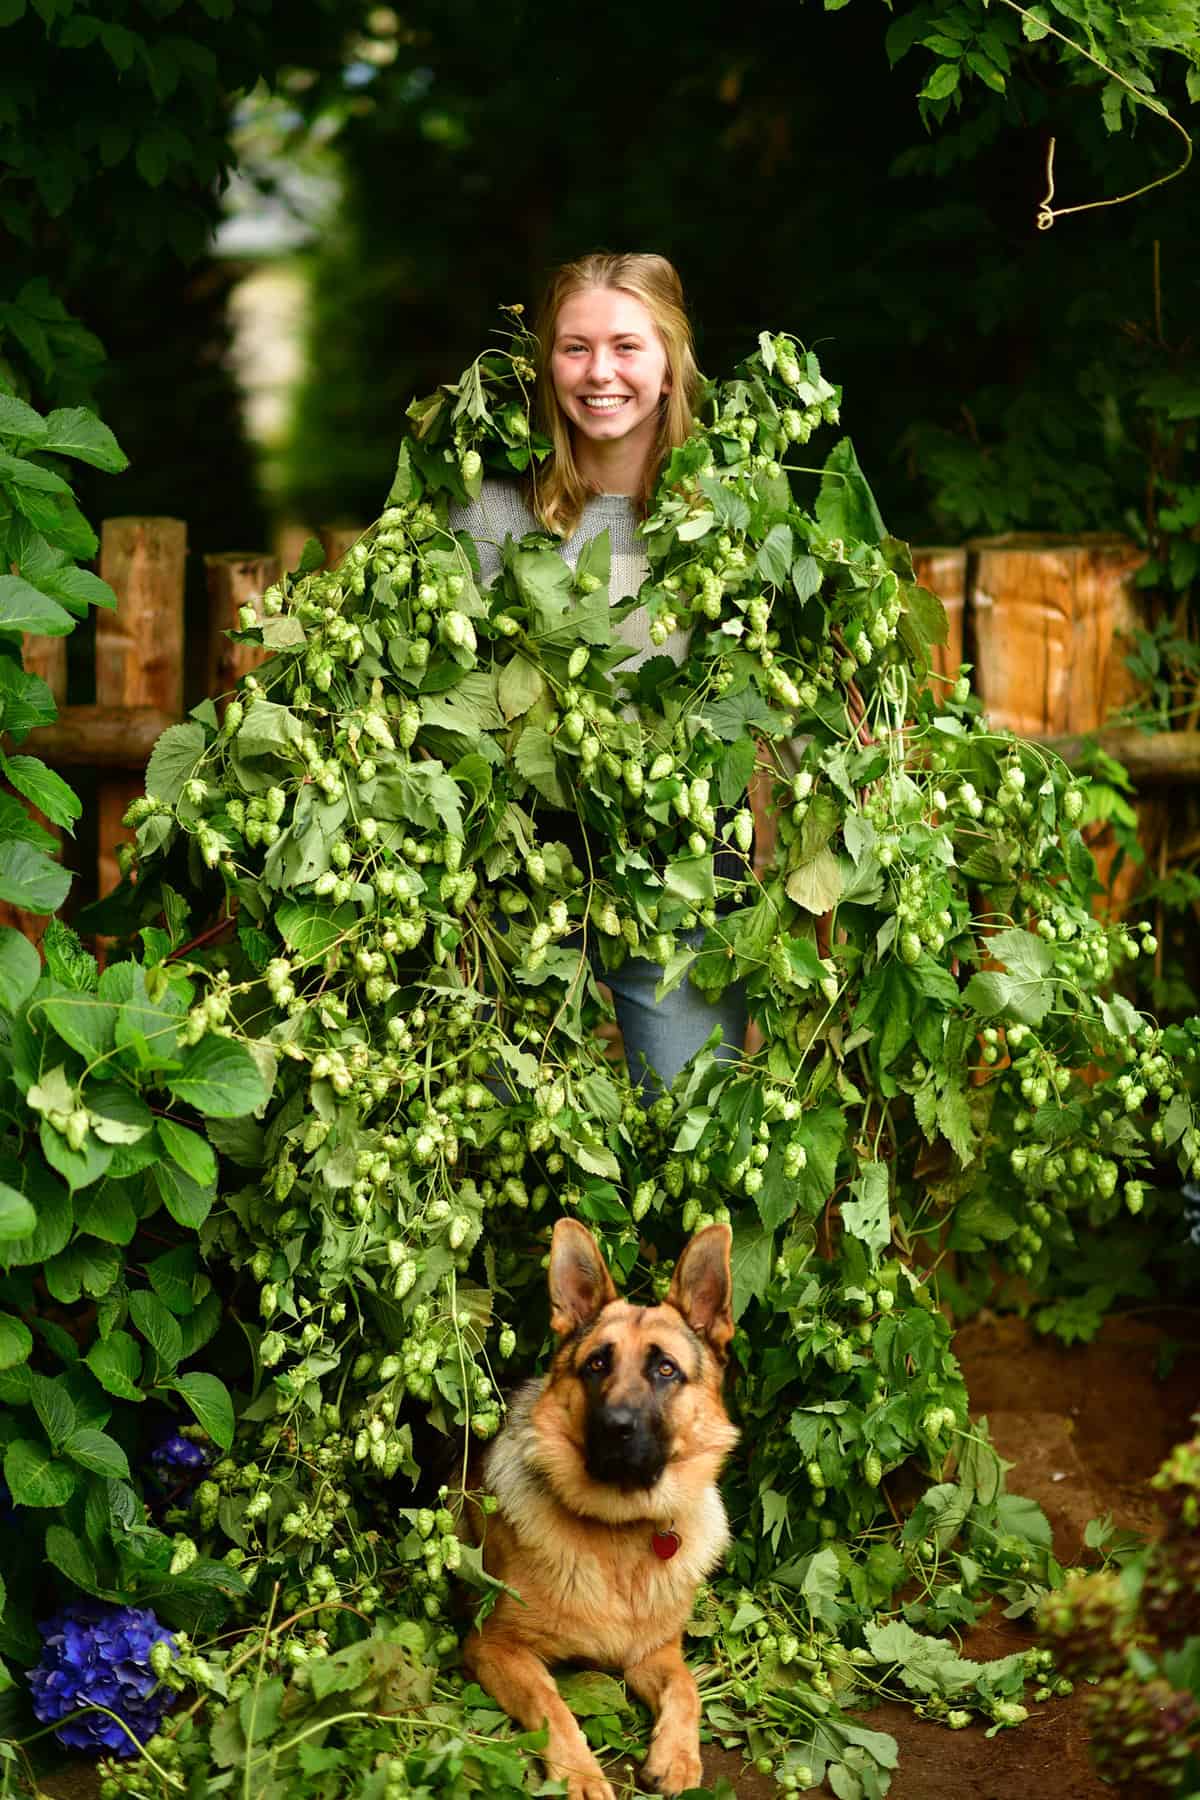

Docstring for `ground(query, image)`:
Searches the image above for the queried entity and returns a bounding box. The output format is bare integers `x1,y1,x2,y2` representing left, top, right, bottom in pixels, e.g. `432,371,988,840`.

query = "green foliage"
0,921,268,1653
0,0,352,399
3,326,1198,1794
0,382,125,913
1040,1427,1200,1793
268,0,1200,554
0,391,267,1680
886,0,1200,130
0,320,1194,1785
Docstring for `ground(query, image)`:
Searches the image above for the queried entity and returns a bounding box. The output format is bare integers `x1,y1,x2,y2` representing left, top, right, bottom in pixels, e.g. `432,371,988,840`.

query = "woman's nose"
588,349,614,382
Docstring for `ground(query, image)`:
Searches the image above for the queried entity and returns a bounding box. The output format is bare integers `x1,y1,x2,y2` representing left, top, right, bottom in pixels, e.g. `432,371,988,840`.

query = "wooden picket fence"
5,517,361,936
5,522,1196,938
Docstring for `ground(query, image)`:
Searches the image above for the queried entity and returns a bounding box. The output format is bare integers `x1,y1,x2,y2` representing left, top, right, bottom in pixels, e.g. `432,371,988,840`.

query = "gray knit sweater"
447,477,689,675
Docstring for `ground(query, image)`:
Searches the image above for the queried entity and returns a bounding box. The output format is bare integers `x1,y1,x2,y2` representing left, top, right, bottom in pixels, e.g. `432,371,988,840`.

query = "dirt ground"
35,1311,1200,1800
703,1309,1200,1800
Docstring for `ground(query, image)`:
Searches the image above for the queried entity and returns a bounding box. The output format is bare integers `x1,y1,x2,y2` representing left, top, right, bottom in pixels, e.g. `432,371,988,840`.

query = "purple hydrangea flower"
27,1604,177,1754
151,1432,210,1474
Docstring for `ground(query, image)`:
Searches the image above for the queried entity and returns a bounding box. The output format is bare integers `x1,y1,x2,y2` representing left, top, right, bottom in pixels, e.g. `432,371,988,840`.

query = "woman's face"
550,287,671,460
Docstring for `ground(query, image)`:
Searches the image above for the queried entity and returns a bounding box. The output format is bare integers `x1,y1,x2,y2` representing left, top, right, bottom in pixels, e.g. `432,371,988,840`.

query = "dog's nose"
600,1405,638,1438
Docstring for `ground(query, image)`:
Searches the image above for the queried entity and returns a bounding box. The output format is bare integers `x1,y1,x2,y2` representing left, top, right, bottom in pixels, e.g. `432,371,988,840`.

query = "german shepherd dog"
463,1218,738,1800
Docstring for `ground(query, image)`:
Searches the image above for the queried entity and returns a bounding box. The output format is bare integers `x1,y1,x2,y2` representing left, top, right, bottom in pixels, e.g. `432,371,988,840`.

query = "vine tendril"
992,0,1193,228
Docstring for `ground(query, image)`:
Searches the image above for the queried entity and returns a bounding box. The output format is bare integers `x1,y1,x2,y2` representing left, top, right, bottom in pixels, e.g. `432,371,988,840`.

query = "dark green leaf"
794,1103,848,1217
40,408,128,472
74,1179,138,1246
274,900,354,960
841,1161,891,1258
39,1116,112,1191
0,1179,37,1241
513,725,567,807
0,925,40,1010
2,755,81,830
43,1238,121,1304
41,918,98,990
731,1220,774,1321
112,962,181,1065
145,722,205,803
30,1371,77,1448
0,1311,33,1371
498,654,546,721
0,391,46,440
4,1438,79,1508
86,1330,143,1402
0,1159,72,1267
158,1118,217,1188
146,1245,199,1315
815,438,887,546
130,1290,183,1372
36,983,117,1062
921,61,961,101
44,1524,108,1598
172,1371,235,1449
63,1428,130,1480
0,572,72,637
153,1158,215,1229
755,523,794,588
0,840,71,913
701,684,777,742
88,1082,154,1146
166,1036,269,1118
948,1194,1020,1250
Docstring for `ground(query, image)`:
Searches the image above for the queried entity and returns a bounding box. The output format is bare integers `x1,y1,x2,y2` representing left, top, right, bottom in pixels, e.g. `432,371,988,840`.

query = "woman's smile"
550,287,671,481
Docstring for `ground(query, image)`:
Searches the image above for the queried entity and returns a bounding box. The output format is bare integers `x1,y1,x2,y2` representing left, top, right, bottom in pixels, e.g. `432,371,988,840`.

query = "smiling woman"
447,252,749,1095
547,284,674,510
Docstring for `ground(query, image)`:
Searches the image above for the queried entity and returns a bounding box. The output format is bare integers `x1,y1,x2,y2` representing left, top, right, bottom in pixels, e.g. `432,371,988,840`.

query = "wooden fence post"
911,547,966,688
95,518,187,899
203,552,278,703
969,533,1143,736
969,532,1155,919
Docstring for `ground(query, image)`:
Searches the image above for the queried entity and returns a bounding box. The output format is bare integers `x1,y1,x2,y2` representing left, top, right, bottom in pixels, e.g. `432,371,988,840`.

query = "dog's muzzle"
584,1403,667,1489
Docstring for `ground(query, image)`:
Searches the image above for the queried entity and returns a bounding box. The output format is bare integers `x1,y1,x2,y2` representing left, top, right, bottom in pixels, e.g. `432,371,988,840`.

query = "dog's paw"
551,1750,616,1800
563,1771,616,1800
642,1734,703,1796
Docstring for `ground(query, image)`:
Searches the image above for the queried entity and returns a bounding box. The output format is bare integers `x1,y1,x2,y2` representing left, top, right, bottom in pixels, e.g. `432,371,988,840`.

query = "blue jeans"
603,930,748,1097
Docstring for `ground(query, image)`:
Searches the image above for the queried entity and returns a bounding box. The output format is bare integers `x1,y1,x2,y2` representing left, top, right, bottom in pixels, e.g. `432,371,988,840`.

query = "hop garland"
6,323,1200,1797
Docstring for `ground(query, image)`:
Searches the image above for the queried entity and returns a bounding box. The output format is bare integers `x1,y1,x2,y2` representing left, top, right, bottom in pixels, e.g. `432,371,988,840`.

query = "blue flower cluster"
151,1432,210,1474
28,1604,177,1754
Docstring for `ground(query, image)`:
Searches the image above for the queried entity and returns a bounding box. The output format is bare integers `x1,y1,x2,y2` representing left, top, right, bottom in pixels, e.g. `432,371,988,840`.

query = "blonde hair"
529,252,701,538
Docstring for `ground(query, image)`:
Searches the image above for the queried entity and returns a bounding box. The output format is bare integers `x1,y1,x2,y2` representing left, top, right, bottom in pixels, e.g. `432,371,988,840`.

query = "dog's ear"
548,1219,619,1336
666,1223,734,1360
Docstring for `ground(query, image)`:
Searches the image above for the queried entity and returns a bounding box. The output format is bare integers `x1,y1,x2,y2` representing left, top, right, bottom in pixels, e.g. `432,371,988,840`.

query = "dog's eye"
656,1359,678,1379
585,1351,609,1374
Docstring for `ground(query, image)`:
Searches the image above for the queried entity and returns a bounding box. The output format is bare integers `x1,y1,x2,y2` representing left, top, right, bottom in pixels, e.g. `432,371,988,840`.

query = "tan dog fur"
463,1219,738,1800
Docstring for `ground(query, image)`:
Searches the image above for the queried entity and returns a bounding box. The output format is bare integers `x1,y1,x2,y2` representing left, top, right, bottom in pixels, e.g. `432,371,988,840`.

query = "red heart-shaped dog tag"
651,1529,681,1560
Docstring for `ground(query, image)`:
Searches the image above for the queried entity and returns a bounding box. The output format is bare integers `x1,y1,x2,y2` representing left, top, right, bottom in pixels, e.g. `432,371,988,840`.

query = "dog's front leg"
463,1630,616,1800
625,1640,702,1796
